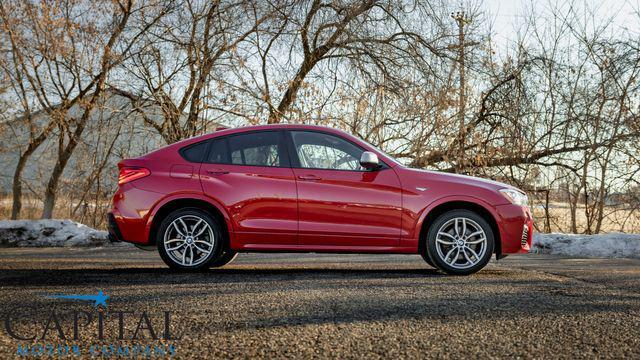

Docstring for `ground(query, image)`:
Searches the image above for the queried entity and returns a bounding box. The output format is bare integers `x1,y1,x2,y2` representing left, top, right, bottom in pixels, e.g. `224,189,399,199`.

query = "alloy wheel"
434,217,487,270
162,215,215,267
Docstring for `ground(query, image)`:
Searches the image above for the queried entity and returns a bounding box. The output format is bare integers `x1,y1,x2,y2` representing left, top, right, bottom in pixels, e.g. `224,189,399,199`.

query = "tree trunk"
11,131,52,218
10,153,29,219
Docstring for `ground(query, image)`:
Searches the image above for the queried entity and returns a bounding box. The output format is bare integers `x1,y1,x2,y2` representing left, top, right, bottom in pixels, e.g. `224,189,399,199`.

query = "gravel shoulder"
0,247,638,359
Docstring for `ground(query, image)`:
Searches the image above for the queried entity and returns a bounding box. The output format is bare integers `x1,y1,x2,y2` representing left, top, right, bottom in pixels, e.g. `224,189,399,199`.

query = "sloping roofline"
147,124,401,168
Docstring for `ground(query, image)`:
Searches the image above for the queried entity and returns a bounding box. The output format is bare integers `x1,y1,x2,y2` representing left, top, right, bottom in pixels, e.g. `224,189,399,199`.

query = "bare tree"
115,0,274,144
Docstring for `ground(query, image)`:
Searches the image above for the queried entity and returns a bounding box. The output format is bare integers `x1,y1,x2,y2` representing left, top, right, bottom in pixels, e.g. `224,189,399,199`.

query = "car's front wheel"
424,209,494,275
157,208,224,271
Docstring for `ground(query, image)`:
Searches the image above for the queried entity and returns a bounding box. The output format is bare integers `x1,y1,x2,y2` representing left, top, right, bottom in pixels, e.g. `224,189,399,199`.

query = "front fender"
404,195,502,249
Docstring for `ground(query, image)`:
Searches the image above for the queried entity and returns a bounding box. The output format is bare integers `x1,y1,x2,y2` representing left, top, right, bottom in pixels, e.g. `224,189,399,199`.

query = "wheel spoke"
172,222,186,237
167,242,186,251
461,218,467,237
466,237,486,244
436,237,455,245
453,219,460,237
181,247,187,265
466,230,483,239
462,248,473,264
192,222,209,238
178,218,190,235
465,246,480,260
193,243,210,254
191,219,203,234
195,239,213,247
438,232,456,240
444,247,457,264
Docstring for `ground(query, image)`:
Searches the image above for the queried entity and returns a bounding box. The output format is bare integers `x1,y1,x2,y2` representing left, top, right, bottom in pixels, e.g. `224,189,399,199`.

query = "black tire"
420,251,436,268
157,208,224,271
425,209,494,275
208,250,238,268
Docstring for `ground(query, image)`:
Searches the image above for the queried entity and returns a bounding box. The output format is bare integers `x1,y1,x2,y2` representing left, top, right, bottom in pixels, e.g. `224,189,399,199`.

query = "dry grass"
531,201,640,233
0,194,110,229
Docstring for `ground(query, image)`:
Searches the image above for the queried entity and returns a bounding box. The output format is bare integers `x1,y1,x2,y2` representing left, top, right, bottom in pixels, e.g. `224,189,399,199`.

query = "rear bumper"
495,204,534,254
109,183,159,245
107,213,123,242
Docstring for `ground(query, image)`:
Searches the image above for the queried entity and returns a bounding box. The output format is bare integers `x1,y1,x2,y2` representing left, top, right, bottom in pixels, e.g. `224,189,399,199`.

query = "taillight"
118,167,150,185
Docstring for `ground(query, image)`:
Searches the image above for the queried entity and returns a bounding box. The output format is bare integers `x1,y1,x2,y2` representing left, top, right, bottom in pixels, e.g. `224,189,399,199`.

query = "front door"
199,130,297,246
288,130,403,247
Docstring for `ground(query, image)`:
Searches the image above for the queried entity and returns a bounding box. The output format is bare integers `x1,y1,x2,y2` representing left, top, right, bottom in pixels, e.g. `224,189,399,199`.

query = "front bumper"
495,204,534,254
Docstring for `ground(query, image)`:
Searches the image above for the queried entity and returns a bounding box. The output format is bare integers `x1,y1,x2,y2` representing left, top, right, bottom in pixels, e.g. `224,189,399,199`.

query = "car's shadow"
0,267,454,287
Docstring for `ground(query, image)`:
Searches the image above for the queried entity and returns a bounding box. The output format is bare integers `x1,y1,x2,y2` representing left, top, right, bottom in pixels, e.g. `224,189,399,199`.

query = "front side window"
290,131,365,171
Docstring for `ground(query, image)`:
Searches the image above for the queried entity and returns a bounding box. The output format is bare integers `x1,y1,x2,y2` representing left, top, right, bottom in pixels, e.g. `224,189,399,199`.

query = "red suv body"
109,124,532,274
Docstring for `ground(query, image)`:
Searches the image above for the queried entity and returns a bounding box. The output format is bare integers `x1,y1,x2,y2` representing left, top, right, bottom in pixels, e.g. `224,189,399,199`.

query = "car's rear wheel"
208,250,238,268
157,208,223,271
424,209,494,275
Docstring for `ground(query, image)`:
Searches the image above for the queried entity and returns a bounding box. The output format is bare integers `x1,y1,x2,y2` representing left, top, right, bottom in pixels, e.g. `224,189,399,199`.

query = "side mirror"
360,151,380,170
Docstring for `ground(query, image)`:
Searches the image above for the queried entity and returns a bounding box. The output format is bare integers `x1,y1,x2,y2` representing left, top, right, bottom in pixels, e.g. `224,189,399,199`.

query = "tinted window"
181,141,208,162
291,131,365,170
206,138,229,164
227,132,286,167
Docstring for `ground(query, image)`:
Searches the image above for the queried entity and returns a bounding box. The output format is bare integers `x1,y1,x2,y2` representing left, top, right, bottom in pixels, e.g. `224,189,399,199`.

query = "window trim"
284,130,389,172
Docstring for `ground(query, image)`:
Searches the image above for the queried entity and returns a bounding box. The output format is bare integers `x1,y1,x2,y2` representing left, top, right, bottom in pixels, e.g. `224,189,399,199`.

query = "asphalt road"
0,246,638,359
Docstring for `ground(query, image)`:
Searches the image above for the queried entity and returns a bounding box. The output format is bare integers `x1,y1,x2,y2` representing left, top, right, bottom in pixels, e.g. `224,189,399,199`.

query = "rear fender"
144,193,235,246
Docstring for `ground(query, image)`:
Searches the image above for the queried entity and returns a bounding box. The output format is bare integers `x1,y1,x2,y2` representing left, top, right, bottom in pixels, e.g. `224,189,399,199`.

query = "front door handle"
206,169,229,175
298,174,321,181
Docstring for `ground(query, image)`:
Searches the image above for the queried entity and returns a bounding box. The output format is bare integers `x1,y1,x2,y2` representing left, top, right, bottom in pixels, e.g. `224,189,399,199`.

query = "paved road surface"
0,246,638,358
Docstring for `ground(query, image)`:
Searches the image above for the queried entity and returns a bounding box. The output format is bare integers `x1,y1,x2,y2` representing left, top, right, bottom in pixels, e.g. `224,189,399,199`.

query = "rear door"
199,131,298,245
287,130,403,247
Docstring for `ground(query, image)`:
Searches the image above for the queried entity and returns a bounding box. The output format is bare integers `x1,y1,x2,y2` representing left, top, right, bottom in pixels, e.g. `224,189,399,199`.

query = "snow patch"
0,220,110,247
532,232,640,259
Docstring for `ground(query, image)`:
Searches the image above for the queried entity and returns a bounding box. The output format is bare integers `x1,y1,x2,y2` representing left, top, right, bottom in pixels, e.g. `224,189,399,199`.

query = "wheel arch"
418,199,502,258
145,195,233,247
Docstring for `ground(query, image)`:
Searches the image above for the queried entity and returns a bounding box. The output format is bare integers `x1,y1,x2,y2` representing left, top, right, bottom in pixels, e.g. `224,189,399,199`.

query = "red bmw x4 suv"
108,125,532,275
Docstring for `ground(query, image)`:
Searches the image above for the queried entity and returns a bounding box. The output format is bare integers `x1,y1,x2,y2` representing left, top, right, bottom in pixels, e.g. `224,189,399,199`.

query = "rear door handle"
206,169,229,175
297,175,321,181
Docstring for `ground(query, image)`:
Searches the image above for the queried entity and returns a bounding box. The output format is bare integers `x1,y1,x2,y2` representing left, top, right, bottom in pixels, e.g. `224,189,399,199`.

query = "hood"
403,168,520,192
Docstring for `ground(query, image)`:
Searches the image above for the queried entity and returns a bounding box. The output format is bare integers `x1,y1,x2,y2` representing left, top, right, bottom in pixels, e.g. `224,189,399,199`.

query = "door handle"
298,174,321,181
206,169,229,175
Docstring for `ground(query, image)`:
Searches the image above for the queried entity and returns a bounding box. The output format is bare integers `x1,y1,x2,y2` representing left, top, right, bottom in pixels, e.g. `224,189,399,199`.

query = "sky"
481,0,640,53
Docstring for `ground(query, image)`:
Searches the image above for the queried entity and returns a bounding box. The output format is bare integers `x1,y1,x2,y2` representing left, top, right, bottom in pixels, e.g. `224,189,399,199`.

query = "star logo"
47,290,109,308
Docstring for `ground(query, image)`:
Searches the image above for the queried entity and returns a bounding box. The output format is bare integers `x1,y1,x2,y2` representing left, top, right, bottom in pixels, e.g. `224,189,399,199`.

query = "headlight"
499,188,528,206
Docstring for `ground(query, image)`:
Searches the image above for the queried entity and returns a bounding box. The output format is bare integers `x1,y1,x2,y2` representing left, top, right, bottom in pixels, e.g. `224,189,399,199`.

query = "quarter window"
290,131,365,171
181,141,208,162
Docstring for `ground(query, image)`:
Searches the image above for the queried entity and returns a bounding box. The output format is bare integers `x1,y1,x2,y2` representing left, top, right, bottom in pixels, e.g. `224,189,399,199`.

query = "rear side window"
206,138,229,164
181,141,208,162
203,131,288,167
228,132,286,167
